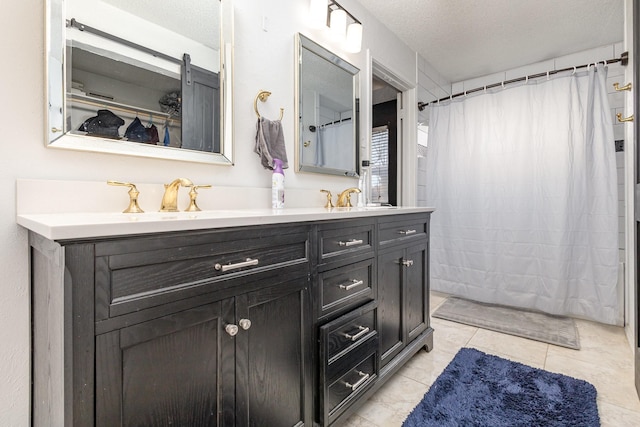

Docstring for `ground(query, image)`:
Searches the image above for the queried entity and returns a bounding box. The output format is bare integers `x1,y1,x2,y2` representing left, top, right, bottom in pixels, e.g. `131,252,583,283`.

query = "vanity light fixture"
308,0,362,53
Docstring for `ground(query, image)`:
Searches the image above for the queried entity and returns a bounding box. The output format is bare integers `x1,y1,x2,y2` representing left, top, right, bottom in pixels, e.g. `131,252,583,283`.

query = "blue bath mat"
403,348,599,427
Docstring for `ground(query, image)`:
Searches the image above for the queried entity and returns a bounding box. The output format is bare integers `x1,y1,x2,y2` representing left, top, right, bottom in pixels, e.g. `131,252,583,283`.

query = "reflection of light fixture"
309,0,327,29
308,0,362,53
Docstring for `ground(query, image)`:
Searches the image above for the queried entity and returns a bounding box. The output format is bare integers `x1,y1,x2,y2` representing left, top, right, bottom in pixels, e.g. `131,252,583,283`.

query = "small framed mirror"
295,33,359,177
45,0,234,165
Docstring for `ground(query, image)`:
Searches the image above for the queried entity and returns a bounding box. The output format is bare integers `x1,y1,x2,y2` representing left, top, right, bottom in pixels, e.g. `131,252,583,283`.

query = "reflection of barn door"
182,54,220,152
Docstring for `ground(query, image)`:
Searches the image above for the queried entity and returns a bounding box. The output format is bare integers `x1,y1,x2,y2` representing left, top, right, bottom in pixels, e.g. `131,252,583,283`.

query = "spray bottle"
272,158,285,208
358,160,370,207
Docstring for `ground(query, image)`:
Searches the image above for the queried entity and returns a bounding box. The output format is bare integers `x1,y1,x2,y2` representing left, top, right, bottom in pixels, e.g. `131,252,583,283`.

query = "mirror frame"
45,0,234,165
294,33,360,177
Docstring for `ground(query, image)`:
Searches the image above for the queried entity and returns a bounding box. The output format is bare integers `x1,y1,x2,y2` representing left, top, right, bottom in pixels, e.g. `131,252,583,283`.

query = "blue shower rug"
403,348,599,427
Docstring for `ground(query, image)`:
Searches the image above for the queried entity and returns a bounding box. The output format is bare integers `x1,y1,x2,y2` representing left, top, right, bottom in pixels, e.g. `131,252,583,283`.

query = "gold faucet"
185,185,212,212
320,189,335,209
336,187,361,208
107,180,144,213
160,178,194,212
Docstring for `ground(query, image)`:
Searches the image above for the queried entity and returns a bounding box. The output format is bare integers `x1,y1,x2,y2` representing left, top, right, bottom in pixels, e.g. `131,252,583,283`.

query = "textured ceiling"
100,0,219,48
355,0,624,83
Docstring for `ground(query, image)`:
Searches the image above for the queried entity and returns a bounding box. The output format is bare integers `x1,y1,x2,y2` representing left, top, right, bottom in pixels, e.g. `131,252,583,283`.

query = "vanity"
20,205,434,426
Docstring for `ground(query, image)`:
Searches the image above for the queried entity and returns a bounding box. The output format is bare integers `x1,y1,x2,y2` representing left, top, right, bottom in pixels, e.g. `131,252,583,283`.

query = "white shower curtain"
426,64,619,324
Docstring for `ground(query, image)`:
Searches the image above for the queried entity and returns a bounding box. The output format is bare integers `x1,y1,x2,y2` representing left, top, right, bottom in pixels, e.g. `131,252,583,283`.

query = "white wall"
0,0,443,424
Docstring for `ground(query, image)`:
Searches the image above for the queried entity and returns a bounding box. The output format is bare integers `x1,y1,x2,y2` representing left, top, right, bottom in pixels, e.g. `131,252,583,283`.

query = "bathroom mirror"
45,0,234,165
295,34,359,177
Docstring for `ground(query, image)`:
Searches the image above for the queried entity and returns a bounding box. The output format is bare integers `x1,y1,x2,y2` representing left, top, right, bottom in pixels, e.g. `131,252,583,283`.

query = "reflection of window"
371,125,389,204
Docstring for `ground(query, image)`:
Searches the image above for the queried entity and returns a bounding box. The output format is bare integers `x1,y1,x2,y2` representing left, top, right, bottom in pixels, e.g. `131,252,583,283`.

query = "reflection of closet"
69,93,182,146
68,47,183,147
64,13,221,153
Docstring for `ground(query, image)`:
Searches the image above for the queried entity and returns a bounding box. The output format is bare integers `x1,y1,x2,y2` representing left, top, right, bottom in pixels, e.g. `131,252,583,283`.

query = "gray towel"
255,117,288,169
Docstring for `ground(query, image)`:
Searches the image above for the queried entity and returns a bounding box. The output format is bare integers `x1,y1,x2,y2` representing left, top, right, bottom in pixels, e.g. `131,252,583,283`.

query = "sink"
123,210,263,222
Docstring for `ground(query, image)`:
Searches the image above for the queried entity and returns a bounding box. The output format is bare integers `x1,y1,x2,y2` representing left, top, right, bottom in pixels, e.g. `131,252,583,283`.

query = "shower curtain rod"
418,51,628,110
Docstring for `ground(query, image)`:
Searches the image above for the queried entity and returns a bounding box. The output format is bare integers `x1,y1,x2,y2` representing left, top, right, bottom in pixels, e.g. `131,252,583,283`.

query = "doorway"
372,75,401,205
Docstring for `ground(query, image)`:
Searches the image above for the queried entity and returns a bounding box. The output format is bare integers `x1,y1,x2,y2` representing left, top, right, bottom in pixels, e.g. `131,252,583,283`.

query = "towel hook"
254,90,284,121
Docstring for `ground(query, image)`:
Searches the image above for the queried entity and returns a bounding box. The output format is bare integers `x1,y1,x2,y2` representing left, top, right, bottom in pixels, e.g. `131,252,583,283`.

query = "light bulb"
329,9,347,41
309,0,327,29
345,22,362,53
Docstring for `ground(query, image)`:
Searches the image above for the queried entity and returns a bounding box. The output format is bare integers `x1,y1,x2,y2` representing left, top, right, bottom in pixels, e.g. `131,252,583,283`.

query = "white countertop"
17,207,435,240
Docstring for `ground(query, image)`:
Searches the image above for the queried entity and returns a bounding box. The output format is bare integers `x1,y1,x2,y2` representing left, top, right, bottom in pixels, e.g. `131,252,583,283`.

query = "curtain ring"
501,81,505,89
572,66,577,75
546,71,550,80
483,85,487,93
464,90,467,97
525,75,529,83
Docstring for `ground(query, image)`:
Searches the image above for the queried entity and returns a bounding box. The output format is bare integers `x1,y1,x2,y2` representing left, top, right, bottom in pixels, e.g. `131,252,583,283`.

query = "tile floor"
344,291,640,426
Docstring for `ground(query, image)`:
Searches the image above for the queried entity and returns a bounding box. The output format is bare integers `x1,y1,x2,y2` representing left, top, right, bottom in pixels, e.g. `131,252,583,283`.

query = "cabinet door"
404,243,429,342
95,300,231,427
234,276,312,427
377,248,404,368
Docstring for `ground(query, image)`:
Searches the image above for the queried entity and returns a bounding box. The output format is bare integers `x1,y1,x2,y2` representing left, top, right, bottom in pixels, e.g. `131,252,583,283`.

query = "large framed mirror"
45,0,234,165
295,34,359,177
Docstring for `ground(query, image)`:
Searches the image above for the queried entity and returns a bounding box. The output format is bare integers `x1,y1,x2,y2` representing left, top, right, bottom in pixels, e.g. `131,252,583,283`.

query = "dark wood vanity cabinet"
377,215,433,374
31,224,312,427
94,276,310,427
378,242,430,369
316,213,433,426
29,211,432,427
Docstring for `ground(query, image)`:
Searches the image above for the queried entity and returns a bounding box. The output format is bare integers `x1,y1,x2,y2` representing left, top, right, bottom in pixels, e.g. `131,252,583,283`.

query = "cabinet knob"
225,324,239,336
239,318,252,330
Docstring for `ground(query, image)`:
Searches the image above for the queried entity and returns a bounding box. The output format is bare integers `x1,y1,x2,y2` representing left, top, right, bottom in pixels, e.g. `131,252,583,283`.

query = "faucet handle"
107,180,144,213
185,184,212,212
320,189,334,209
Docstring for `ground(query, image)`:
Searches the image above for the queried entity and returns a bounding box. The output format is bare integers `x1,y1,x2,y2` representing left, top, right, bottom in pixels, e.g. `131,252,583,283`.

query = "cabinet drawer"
323,304,376,362
326,352,377,422
318,220,374,263
318,259,374,318
378,215,429,247
95,225,310,319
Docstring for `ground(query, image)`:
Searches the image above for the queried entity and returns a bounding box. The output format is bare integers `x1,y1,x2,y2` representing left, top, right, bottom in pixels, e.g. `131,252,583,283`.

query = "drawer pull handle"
398,229,417,235
338,239,364,247
401,259,414,267
215,258,259,272
225,324,239,336
344,371,370,391
343,326,370,341
339,279,364,291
